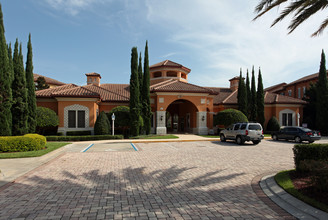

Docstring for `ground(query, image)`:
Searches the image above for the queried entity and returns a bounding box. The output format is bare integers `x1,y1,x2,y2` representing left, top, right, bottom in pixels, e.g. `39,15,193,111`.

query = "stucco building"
36,60,306,135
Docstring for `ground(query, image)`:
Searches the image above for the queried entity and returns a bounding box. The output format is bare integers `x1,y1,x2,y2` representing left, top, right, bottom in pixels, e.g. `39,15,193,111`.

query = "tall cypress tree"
138,52,144,134
237,69,247,115
129,47,140,136
7,43,14,131
26,34,37,133
0,4,12,136
12,40,28,135
142,41,151,134
246,69,251,118
316,49,328,134
250,66,257,121
256,68,265,127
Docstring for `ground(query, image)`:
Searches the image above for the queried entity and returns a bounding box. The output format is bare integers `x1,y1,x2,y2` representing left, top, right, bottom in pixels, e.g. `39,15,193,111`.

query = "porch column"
156,111,167,135
196,111,208,135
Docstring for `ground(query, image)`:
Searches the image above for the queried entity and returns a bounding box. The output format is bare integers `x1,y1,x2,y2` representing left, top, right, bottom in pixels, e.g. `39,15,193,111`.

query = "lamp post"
111,113,115,136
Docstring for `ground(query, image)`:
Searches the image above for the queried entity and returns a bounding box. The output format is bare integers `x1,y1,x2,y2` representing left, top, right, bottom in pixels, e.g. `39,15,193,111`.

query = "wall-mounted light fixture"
202,116,205,121
160,116,163,121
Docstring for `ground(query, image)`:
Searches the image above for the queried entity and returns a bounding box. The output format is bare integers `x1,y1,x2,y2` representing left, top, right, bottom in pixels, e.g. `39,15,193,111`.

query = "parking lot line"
130,143,138,151
81,143,94,152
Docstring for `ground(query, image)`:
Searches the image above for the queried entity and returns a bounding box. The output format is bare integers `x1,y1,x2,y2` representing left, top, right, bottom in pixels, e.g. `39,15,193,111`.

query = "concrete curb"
260,174,328,220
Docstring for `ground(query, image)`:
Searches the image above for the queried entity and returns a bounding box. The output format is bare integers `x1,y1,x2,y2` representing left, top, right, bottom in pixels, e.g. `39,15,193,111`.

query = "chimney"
86,72,101,86
229,76,243,91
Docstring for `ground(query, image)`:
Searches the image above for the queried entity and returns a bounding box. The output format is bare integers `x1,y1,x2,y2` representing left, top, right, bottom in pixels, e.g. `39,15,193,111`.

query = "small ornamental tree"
256,68,265,127
25,33,37,133
129,47,140,136
250,66,257,121
12,40,28,136
214,109,248,128
94,111,110,135
36,107,59,135
36,76,49,90
266,116,280,132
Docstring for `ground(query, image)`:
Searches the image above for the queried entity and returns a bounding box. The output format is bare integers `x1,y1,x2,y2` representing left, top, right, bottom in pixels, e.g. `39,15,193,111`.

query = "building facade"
36,60,306,135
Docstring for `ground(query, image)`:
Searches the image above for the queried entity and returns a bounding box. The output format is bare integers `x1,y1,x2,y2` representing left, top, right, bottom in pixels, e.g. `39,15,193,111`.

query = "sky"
2,0,328,88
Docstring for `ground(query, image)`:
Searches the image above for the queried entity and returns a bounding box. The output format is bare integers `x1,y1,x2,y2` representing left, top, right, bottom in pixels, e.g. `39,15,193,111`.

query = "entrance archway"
166,99,198,133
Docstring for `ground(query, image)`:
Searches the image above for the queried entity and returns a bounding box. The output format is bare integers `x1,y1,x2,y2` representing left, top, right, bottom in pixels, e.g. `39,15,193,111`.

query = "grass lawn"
130,135,179,139
275,170,328,212
0,142,70,159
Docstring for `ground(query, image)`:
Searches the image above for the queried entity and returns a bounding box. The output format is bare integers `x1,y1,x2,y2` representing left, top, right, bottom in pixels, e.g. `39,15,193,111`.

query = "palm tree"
253,0,328,37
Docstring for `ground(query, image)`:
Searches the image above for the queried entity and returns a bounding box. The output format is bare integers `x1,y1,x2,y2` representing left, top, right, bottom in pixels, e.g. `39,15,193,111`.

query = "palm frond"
312,16,328,36
288,0,328,34
253,0,288,21
271,0,307,27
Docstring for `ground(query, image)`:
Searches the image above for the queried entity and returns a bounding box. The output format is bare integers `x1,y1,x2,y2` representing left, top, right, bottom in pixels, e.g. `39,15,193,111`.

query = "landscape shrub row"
293,144,328,172
0,134,47,152
46,135,123,141
293,144,328,192
66,130,92,136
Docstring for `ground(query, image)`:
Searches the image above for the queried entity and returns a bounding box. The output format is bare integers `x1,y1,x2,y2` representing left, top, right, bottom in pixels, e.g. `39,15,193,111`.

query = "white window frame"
64,104,89,129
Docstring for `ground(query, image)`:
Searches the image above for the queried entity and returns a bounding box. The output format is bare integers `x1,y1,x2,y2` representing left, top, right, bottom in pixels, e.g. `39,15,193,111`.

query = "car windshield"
248,124,261,130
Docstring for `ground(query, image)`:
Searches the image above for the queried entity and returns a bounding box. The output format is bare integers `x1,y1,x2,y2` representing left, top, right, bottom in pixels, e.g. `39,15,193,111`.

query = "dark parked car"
271,126,321,143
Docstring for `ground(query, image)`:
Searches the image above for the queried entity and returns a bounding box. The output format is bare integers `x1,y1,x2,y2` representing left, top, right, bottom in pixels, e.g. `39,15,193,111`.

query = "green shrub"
0,134,47,152
293,144,328,172
66,130,91,136
94,111,110,135
46,134,123,142
214,109,248,128
36,107,59,135
266,116,280,132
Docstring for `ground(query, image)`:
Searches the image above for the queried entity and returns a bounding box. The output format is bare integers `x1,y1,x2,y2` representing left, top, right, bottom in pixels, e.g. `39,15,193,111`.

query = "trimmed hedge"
266,116,280,132
293,144,328,172
214,109,248,128
46,135,123,142
0,134,47,152
66,130,92,136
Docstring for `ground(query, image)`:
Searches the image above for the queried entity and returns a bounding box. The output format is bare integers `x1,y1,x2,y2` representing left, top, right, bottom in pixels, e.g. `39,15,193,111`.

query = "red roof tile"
264,82,287,93
151,79,217,94
35,84,77,98
85,72,101,78
34,73,66,86
100,84,130,102
150,60,191,73
52,86,100,98
84,84,129,102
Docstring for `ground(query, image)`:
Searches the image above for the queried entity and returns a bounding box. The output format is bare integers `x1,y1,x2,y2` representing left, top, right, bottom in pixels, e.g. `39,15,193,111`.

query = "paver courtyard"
0,140,301,219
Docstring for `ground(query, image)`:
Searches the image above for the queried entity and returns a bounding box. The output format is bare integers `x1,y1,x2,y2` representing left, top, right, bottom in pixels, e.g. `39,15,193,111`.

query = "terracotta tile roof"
208,87,306,105
100,84,130,102
151,79,217,94
52,86,100,98
85,72,101,78
35,84,77,98
85,84,130,102
150,60,191,73
264,82,287,93
33,73,66,86
206,87,233,104
264,92,307,104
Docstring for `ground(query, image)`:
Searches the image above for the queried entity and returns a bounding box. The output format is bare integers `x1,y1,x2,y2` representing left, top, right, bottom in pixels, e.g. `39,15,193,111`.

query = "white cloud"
144,0,328,87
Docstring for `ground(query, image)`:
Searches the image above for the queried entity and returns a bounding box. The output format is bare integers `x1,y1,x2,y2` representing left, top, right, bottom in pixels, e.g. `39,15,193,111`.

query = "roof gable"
33,73,66,86
151,79,217,94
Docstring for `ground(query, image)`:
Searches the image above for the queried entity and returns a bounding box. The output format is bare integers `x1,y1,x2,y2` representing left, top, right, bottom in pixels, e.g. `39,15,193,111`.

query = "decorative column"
156,111,167,135
196,111,208,135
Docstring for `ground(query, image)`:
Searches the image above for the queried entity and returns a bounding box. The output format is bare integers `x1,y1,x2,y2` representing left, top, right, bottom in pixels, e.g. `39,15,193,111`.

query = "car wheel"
252,140,260,145
295,136,302,143
220,134,226,142
236,136,244,145
272,134,278,141
309,140,314,144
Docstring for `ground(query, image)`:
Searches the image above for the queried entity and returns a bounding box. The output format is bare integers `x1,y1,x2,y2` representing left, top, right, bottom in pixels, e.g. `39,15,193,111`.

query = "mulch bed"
289,170,328,206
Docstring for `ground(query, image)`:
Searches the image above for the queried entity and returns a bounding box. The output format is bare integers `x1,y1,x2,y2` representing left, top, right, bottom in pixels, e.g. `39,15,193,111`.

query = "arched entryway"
165,99,198,133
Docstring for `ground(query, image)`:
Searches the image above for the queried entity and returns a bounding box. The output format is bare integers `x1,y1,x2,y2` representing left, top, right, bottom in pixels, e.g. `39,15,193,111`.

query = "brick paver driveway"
0,140,305,219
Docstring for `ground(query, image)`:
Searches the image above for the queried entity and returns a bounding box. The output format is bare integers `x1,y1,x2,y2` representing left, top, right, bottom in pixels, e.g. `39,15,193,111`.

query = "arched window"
167,71,177,77
153,71,162,78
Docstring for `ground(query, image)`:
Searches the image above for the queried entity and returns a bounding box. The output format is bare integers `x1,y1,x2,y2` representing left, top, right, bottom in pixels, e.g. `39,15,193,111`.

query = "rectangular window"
77,111,85,128
298,88,301,99
68,111,76,128
288,90,292,96
303,86,306,97
282,113,293,126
